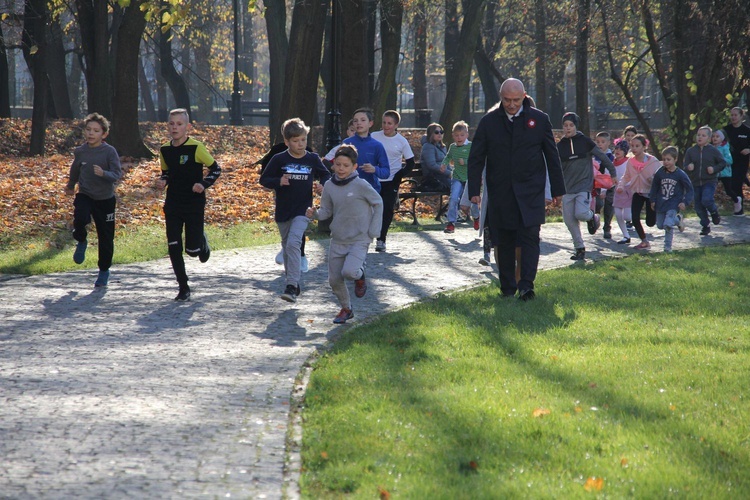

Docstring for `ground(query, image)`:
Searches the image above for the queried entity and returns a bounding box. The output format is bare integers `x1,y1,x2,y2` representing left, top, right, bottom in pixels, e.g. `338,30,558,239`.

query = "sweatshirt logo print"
284,164,312,180
179,155,189,165
660,179,677,200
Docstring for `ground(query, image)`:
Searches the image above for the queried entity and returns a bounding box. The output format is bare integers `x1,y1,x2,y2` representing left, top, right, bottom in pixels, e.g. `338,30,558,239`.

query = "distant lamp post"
325,0,341,151
230,0,244,126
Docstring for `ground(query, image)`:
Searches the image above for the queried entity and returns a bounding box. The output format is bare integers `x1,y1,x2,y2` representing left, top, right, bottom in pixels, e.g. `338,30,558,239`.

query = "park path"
2,217,749,499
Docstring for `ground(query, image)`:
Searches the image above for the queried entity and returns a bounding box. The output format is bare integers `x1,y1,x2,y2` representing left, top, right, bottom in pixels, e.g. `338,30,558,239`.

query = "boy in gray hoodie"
556,112,616,260
307,145,383,324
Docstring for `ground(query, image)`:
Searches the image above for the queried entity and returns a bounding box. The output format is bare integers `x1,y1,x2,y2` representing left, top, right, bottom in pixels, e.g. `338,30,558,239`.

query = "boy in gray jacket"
556,112,616,260
683,125,727,235
307,145,383,324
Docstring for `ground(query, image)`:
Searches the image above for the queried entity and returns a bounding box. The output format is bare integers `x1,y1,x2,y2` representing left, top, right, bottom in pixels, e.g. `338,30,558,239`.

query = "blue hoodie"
342,134,390,193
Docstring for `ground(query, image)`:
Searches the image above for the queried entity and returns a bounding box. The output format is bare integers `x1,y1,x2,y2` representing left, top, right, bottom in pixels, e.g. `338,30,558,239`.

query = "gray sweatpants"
328,240,369,310
278,215,309,287
562,191,594,250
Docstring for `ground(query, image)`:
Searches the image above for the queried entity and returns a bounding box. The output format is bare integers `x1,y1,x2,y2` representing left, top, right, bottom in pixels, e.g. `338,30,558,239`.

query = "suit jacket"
468,97,565,230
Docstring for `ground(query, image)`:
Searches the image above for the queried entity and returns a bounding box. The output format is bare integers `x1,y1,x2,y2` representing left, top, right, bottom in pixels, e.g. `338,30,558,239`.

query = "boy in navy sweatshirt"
260,118,331,302
649,146,693,252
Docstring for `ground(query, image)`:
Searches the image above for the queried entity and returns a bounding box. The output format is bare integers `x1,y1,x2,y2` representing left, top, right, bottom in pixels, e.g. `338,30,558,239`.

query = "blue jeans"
656,209,678,251
693,183,718,228
447,180,478,223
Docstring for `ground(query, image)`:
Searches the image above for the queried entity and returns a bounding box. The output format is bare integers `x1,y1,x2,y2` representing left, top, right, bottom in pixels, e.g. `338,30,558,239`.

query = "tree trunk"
76,0,112,117
574,0,590,135
138,57,157,122
371,0,403,119
109,0,152,157
264,0,288,144
340,0,368,128
194,24,213,123
473,42,501,111
439,0,486,128
241,5,256,100
0,22,10,117
534,0,547,111
159,21,191,114
46,19,73,119
154,52,168,121
364,0,377,98
412,0,428,126
23,0,48,155
69,51,83,117
279,0,329,131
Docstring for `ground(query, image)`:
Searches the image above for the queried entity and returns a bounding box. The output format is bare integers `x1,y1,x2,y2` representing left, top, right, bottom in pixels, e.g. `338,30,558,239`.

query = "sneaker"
354,270,367,298
94,269,110,287
626,221,635,232
175,285,191,301
73,241,87,264
333,307,354,324
617,237,631,244
275,250,284,265
473,218,480,231
634,240,650,249
280,284,300,303
711,212,721,225
700,225,711,236
603,231,612,239
375,240,386,252
444,223,455,234
734,198,743,214
300,256,309,273
199,233,211,263
518,289,536,301
479,253,491,266
587,214,600,234
676,214,685,232
734,205,744,216
570,248,586,261
664,247,672,253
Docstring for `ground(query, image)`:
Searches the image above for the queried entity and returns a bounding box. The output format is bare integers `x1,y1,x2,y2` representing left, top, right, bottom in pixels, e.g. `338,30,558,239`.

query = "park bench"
396,165,449,225
594,105,651,130
240,101,270,118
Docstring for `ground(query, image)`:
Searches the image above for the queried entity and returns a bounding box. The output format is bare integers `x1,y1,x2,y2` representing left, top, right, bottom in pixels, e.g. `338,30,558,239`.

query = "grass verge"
301,246,750,498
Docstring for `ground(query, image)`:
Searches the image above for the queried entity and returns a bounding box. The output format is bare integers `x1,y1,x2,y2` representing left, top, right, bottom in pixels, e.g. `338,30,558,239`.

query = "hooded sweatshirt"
556,131,615,193
316,171,384,244
620,153,661,196
682,143,726,186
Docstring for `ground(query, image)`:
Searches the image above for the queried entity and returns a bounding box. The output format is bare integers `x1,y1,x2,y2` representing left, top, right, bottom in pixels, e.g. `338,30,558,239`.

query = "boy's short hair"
662,146,678,158
383,110,401,124
347,118,355,128
334,144,358,163
452,120,469,133
169,108,190,122
595,131,611,140
697,125,712,136
281,117,310,140
83,112,110,134
353,108,375,122
622,125,638,136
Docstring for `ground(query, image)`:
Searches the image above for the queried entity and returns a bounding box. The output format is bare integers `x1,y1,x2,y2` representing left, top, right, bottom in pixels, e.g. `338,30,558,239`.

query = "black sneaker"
175,285,191,301
570,248,586,261
281,284,301,303
587,214,600,234
711,212,721,225
199,233,211,263
518,289,536,301
700,226,711,236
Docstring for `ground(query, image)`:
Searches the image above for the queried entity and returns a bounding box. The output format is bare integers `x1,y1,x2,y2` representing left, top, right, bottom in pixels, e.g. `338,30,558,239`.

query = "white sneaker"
676,214,685,232
301,256,309,273
375,240,386,252
275,250,284,265
478,253,491,266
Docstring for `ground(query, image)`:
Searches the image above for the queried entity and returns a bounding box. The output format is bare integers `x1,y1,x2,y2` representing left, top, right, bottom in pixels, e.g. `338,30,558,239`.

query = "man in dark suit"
468,78,565,300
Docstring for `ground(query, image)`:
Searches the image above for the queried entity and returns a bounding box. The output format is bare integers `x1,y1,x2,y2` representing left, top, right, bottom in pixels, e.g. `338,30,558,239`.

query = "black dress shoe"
518,289,536,301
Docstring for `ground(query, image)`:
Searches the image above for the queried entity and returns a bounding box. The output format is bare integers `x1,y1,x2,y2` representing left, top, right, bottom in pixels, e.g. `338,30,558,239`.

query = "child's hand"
305,207,315,218
280,173,291,186
64,186,75,196
439,163,447,173
458,158,465,166
192,183,205,193
650,202,655,210
314,181,324,195
687,163,694,171
707,166,714,175
678,202,686,211
598,191,605,199
361,163,376,173
156,179,167,190
616,186,623,193
93,165,104,176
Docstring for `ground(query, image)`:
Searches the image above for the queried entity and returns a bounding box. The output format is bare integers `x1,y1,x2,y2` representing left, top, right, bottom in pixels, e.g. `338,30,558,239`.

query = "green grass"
301,246,750,498
0,217,444,275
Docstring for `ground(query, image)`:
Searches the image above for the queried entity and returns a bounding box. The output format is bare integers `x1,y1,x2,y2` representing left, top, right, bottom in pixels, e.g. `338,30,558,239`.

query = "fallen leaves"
532,408,551,418
584,476,604,491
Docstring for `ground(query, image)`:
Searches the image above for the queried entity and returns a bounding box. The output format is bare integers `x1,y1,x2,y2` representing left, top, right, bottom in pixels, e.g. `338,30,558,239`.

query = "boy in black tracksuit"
156,108,221,301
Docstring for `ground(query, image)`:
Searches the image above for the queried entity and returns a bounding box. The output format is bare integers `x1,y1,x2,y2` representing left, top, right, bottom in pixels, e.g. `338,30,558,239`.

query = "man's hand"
650,202,656,210
280,174,291,186
64,186,75,196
